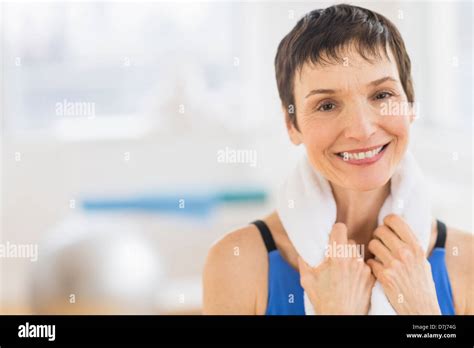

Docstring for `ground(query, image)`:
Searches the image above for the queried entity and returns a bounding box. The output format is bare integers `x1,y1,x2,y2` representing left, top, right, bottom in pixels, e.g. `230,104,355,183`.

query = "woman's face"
287,47,413,191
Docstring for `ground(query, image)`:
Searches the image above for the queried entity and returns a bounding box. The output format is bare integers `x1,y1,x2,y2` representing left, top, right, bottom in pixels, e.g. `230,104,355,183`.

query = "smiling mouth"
336,142,390,161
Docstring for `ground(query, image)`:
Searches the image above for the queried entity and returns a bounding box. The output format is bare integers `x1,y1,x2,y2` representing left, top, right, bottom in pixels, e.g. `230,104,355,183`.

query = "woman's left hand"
367,214,441,315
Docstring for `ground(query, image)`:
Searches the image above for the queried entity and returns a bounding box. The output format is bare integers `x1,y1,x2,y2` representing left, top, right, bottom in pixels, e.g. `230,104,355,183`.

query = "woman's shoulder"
202,223,269,314
444,225,473,260
443,224,474,314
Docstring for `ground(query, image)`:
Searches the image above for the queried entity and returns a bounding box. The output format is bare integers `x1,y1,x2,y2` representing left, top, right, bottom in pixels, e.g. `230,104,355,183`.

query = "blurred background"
0,0,472,314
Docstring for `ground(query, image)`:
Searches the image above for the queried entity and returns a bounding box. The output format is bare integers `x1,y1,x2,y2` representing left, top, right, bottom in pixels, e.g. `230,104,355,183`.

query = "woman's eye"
317,102,336,112
374,91,393,100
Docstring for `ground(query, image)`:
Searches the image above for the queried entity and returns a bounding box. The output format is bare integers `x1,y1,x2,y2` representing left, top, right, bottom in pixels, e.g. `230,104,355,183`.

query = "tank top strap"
435,220,447,249
251,220,277,253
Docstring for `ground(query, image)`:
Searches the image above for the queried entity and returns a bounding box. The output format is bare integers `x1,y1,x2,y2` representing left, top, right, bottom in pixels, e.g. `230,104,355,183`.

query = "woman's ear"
283,104,303,146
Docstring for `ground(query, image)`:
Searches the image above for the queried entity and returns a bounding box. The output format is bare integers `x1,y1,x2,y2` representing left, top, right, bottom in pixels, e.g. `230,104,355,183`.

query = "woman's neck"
331,182,390,246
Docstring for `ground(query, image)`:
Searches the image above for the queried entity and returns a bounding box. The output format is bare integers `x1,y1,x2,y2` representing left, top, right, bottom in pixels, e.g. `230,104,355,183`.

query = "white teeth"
340,145,384,161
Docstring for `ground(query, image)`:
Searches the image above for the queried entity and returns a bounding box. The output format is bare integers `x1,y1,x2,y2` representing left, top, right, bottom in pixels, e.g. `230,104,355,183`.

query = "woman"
203,4,473,315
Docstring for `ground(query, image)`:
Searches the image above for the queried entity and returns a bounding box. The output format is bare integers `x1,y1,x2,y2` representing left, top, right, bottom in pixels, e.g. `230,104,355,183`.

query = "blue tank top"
252,219,455,315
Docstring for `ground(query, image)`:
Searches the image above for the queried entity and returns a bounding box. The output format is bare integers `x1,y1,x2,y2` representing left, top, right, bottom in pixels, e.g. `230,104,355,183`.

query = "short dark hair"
274,4,414,129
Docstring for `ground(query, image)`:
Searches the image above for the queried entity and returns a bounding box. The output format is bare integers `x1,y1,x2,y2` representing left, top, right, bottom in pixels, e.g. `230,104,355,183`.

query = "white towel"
276,151,432,315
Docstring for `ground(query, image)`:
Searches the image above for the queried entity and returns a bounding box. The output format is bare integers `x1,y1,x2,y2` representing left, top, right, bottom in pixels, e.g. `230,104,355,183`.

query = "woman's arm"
445,227,474,315
202,226,267,314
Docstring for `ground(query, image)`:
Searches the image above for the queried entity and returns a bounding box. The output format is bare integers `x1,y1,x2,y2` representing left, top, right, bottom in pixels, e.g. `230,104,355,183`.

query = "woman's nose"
343,102,377,141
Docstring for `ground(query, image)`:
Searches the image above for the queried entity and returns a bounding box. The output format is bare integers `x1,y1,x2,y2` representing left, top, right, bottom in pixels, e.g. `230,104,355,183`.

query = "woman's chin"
342,174,391,191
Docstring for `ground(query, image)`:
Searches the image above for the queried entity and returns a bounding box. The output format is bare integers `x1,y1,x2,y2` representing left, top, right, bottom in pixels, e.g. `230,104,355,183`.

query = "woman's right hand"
298,223,375,315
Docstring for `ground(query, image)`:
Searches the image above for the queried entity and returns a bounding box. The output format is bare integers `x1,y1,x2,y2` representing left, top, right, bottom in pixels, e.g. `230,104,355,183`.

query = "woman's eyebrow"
305,88,336,99
304,76,399,99
369,76,399,87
